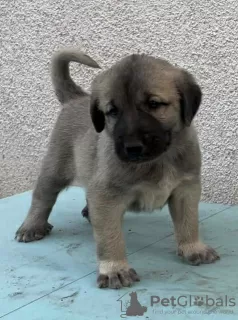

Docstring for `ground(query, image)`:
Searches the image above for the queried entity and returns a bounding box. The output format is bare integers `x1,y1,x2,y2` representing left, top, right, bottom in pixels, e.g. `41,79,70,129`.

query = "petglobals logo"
150,295,236,308
117,292,236,318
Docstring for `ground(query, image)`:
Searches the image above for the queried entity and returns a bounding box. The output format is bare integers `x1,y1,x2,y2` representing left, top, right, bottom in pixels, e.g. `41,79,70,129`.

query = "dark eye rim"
105,102,119,117
148,100,169,109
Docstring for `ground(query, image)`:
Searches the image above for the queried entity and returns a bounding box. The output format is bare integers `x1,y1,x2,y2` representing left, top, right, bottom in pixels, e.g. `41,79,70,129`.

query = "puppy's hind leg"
15,144,75,242
81,199,91,223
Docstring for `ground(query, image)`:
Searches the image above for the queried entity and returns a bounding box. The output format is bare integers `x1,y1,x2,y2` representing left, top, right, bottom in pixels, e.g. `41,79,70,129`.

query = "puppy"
15,48,220,289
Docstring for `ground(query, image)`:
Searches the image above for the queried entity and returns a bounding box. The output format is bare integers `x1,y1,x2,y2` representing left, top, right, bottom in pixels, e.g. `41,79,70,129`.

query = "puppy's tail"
51,48,100,104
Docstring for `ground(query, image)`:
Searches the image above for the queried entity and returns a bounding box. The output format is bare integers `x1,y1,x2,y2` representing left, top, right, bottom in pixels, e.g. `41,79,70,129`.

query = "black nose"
124,141,144,159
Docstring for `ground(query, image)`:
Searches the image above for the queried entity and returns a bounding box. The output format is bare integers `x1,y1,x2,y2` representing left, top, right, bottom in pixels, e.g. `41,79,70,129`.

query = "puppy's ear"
90,96,105,132
177,70,202,126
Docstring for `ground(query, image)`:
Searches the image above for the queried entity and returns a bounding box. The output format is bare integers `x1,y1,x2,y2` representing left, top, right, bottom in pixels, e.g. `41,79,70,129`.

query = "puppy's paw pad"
179,243,220,266
97,268,140,289
15,222,53,243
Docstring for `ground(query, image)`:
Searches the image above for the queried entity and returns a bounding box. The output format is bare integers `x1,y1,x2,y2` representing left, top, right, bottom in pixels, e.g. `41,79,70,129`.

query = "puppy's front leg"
88,191,140,289
168,181,220,265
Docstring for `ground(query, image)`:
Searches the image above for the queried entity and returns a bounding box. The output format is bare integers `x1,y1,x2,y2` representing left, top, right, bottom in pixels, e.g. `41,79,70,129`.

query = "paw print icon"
194,296,204,306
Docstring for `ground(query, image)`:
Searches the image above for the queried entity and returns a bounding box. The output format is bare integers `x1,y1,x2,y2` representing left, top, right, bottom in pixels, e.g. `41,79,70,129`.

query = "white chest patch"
136,188,169,212
130,179,177,213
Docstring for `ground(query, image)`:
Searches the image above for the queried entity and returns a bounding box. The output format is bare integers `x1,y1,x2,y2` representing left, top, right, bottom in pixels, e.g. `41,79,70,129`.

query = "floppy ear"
90,95,105,133
177,70,202,126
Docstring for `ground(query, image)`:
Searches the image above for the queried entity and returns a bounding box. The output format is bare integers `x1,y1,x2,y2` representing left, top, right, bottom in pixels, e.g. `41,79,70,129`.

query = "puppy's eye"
148,100,168,109
106,105,119,117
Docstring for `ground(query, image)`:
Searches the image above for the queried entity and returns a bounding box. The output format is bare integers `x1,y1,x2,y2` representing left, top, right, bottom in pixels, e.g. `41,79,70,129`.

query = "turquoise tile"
0,187,235,320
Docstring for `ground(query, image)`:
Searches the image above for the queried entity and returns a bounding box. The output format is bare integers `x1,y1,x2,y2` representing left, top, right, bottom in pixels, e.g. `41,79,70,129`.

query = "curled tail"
51,48,100,104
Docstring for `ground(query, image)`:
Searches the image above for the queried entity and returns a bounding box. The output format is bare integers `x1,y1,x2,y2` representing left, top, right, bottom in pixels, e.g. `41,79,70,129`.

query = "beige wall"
1,0,237,204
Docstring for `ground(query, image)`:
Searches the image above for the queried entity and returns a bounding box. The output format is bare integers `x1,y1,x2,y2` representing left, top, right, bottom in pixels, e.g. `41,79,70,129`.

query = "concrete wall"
1,0,237,204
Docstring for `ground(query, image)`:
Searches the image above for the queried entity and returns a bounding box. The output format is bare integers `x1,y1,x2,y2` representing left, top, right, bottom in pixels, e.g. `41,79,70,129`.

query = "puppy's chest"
130,178,177,212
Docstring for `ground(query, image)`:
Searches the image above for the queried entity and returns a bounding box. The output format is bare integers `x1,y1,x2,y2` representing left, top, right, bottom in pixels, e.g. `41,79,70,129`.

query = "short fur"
15,48,219,289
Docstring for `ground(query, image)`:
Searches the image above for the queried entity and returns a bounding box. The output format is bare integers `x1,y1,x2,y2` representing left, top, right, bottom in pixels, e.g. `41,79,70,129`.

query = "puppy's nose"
124,141,144,159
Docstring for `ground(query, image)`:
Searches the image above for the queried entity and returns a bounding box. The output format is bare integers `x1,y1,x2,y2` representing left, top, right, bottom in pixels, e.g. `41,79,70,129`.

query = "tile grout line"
0,205,231,318
124,205,232,256
0,270,96,319
198,206,232,223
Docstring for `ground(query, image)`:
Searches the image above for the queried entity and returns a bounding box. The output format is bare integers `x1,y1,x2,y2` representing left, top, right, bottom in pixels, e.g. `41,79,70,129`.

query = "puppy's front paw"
178,242,220,266
97,261,140,289
15,221,53,242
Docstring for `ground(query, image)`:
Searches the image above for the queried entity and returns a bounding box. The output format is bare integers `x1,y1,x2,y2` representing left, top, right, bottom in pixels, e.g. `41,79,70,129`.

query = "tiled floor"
0,187,237,319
